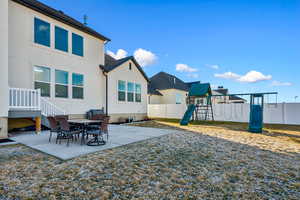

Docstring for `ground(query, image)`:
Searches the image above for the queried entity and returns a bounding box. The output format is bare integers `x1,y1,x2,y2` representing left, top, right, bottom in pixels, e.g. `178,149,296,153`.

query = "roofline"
148,92,163,96
100,56,150,82
12,0,111,42
157,88,189,92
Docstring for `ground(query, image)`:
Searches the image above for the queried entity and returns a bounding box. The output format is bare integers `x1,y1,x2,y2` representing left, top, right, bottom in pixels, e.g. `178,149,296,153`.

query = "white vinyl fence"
148,103,300,125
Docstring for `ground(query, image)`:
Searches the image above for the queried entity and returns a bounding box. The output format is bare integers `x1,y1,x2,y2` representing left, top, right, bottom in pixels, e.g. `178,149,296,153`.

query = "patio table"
68,119,103,145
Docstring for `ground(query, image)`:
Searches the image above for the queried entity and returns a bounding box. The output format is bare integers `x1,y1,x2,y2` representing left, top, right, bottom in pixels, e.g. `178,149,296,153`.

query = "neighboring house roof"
149,72,190,92
12,0,110,42
188,83,212,97
185,81,201,88
213,88,228,95
101,54,150,82
148,85,163,96
212,90,223,96
229,95,246,102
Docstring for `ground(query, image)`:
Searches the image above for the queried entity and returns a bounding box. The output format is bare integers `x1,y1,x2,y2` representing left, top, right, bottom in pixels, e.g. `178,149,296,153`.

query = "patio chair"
101,116,110,141
54,115,69,121
47,116,60,142
90,114,106,120
86,123,106,146
85,115,108,138
56,117,81,146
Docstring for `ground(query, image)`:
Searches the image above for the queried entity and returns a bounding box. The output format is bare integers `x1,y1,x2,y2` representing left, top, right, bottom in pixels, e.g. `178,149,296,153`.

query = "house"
0,0,149,138
148,72,200,105
101,54,149,122
212,86,247,104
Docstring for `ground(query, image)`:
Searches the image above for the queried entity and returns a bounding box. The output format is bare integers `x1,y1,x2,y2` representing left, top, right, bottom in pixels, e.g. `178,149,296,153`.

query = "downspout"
100,65,108,116
104,72,108,116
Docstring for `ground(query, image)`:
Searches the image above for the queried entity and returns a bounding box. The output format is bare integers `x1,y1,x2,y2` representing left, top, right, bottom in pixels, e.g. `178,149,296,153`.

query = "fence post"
282,102,285,124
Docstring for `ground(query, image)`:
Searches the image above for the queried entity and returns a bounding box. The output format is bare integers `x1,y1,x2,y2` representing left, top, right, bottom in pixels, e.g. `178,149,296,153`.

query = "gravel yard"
0,121,300,199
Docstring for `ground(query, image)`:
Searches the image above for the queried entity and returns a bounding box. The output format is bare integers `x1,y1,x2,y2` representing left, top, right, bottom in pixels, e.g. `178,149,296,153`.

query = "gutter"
102,71,108,115
100,65,108,115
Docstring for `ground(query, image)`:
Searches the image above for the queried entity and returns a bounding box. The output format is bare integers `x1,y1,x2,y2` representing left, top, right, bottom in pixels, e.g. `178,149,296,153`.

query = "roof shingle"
149,72,190,92
102,54,150,82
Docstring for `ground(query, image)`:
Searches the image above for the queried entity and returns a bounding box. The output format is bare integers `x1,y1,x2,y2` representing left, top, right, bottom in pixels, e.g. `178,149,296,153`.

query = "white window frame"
55,69,69,98
118,80,126,102
135,83,142,103
72,73,84,99
127,82,135,102
33,66,51,97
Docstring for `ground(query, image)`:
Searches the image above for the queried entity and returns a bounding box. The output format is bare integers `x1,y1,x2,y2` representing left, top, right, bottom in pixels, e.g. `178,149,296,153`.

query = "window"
34,66,51,97
55,70,68,98
72,33,84,56
72,73,84,99
118,80,126,101
127,82,134,102
176,93,182,104
129,63,132,70
55,26,68,52
34,18,50,47
135,84,141,102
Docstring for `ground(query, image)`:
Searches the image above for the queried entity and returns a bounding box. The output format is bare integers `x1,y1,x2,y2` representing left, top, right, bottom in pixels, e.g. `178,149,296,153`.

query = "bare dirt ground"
0,120,299,199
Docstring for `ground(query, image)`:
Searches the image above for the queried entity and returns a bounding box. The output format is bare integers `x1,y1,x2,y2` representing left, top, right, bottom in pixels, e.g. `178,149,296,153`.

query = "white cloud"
214,71,240,79
107,49,128,59
187,73,199,78
271,81,292,86
134,48,157,67
208,64,220,70
210,84,218,89
176,63,198,73
237,71,272,83
215,70,272,83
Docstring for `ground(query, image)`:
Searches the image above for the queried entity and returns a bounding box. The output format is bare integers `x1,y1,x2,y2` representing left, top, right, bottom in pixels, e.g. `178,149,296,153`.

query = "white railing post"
37,89,41,110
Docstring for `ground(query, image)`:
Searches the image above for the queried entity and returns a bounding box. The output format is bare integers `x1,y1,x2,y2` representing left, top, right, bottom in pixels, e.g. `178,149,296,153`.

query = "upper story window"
55,70,69,98
176,93,182,104
34,18,50,47
72,73,84,99
127,82,134,102
55,26,68,52
72,33,84,57
34,66,51,97
118,80,126,102
135,84,141,102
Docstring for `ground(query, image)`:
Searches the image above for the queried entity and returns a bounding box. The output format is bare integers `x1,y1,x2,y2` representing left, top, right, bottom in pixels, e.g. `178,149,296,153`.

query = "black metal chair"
86,116,110,141
100,116,110,141
56,117,81,146
86,117,110,146
47,116,60,143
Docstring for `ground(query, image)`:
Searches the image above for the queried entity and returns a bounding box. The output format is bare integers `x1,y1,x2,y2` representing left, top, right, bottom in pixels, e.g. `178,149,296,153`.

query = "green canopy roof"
188,83,212,97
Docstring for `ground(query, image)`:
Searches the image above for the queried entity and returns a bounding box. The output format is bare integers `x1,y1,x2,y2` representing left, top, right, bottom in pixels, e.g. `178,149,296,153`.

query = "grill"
86,109,105,120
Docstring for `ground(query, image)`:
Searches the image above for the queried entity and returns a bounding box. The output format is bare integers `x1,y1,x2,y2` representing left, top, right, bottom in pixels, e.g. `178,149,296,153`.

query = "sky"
40,0,300,102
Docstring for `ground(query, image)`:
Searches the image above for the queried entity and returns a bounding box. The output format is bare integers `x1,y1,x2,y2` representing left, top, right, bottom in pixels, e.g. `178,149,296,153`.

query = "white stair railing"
9,88,66,116
41,97,66,116
9,88,41,110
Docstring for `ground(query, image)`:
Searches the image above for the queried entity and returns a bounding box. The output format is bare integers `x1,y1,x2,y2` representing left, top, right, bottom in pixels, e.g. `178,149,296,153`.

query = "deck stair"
8,88,66,129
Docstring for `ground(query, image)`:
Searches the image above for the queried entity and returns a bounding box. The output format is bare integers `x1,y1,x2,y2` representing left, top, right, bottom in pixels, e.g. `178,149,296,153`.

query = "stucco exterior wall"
107,60,148,121
0,0,9,138
8,1,106,115
159,89,188,105
0,0,9,117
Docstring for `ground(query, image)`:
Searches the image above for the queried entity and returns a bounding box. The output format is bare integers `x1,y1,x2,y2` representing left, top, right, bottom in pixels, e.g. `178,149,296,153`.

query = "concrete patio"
11,125,178,160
